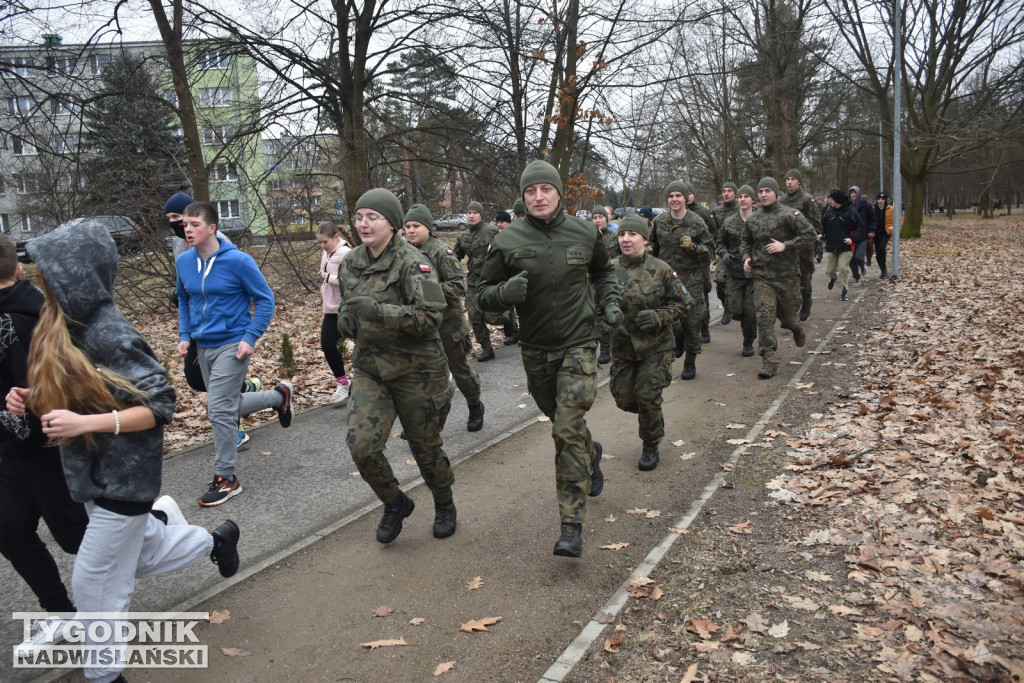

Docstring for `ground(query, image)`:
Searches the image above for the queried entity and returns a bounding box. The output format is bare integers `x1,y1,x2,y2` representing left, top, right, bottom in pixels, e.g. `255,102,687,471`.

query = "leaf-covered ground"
569,217,1024,682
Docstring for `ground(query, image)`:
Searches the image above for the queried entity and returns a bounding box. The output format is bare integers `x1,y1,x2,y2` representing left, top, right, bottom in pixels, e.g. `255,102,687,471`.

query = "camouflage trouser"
702,266,712,326
715,267,730,314
346,368,455,505
726,277,757,345
464,287,494,352
521,345,599,524
752,279,802,364
598,318,612,355
798,245,815,309
439,315,481,406
674,278,705,356
814,238,824,261
609,349,673,446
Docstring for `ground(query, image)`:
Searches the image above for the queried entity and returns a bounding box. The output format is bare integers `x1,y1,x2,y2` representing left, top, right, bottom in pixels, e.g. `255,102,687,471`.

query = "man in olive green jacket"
478,160,622,559
455,201,500,361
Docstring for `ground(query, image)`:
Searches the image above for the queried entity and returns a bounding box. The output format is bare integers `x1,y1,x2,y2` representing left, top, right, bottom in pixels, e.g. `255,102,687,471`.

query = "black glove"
720,253,734,267
635,309,659,331
346,296,381,321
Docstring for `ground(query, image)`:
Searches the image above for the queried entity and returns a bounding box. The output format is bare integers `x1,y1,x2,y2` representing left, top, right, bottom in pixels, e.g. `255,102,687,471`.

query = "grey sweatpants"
73,502,213,682
197,343,283,477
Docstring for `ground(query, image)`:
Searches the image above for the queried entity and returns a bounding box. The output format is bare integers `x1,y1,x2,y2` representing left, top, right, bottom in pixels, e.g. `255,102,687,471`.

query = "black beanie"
355,188,404,232
829,189,848,205
164,191,194,215
495,211,512,223
520,160,563,197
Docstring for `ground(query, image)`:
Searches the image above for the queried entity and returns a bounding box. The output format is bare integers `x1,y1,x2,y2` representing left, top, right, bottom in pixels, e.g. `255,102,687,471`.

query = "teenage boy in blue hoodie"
175,201,293,507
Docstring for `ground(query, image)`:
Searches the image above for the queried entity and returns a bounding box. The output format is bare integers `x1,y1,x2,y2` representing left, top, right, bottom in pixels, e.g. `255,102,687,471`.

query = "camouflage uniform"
718,212,756,346
711,200,739,316
780,188,823,314
414,234,481,406
739,202,816,364
455,221,501,352
339,235,455,506
689,201,717,329
597,226,621,357
649,210,714,356
610,253,691,447
478,207,620,524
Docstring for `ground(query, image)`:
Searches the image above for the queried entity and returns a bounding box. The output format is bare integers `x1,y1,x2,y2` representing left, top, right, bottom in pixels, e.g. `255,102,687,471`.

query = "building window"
163,89,178,108
209,163,238,182
203,124,235,146
290,213,307,226
268,197,283,209
199,87,233,108
8,57,33,78
8,96,35,116
0,214,9,233
197,50,230,70
264,141,282,156
50,97,79,116
218,200,240,218
267,180,284,191
87,54,111,76
48,56,77,74
21,214,45,232
12,137,36,156
312,195,322,206
13,174,39,194
59,133,80,153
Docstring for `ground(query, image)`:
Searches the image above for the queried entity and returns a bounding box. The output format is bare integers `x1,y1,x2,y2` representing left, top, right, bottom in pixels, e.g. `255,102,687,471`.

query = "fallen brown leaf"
600,542,629,551
433,661,456,677
207,610,230,624
460,616,502,633
360,637,408,650
220,647,251,657
466,576,484,590
372,606,394,618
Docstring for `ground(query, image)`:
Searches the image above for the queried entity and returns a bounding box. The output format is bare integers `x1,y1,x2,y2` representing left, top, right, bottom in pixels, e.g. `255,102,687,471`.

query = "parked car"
433,213,469,231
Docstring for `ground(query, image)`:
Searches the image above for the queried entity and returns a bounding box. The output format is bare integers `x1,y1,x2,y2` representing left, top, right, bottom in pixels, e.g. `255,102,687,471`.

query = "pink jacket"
320,242,351,313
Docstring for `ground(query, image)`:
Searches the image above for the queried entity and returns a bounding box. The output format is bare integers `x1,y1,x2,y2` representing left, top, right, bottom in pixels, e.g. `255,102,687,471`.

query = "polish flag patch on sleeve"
419,264,432,273
672,271,679,279
446,248,455,255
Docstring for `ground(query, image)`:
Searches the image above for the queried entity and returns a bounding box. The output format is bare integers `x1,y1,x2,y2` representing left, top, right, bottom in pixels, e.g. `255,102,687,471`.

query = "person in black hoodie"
7,222,240,683
0,234,88,658
823,190,867,301
848,186,877,284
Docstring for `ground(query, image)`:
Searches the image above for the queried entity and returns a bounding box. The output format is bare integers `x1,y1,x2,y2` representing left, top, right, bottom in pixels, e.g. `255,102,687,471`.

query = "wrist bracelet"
113,410,120,436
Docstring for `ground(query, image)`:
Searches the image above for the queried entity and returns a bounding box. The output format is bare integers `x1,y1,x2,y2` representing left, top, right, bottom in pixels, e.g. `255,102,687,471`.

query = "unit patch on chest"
566,246,586,265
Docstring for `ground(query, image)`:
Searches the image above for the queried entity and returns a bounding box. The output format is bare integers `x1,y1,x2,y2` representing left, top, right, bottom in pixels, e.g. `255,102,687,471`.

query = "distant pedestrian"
12,222,239,683
822,189,867,302
317,220,352,405
455,202,501,361
847,186,877,284
780,169,823,321
873,193,893,278
404,204,485,433
684,182,716,344
175,201,293,507
609,215,690,471
494,211,520,344
711,182,740,325
339,189,458,544
717,185,758,357
592,205,620,364
740,178,815,379
479,160,622,558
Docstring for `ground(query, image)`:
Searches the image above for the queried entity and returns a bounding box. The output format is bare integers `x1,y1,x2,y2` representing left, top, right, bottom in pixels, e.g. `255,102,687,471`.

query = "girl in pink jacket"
317,221,353,404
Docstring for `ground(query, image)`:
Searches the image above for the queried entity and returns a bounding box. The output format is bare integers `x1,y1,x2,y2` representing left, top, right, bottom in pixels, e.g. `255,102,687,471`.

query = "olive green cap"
757,177,780,196
591,205,609,219
467,200,484,214
355,188,403,232
738,184,756,198
618,213,650,240
519,160,563,197
404,204,434,230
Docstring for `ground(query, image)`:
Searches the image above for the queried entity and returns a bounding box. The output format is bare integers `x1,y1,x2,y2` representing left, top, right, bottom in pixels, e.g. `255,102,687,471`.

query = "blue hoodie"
176,237,275,348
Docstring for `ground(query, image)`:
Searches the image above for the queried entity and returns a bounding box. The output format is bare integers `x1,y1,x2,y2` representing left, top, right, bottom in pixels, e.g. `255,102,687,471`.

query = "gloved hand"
680,234,693,250
337,310,358,338
501,271,529,305
603,303,624,326
346,296,381,321
635,309,659,331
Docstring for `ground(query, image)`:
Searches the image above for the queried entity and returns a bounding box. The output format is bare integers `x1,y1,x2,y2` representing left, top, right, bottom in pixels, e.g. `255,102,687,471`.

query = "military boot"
638,444,659,471
720,309,732,325
700,321,711,344
757,361,778,379
681,353,697,380
476,348,495,362
742,341,755,357
376,491,415,544
503,320,519,345
597,347,611,365
799,294,812,321
793,327,806,347
673,333,685,358
432,502,457,539
466,401,485,432
588,442,604,497
553,522,583,557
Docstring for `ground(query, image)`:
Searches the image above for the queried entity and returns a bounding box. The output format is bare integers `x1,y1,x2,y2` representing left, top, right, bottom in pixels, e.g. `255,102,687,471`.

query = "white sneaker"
329,382,349,405
153,495,188,526
15,616,67,662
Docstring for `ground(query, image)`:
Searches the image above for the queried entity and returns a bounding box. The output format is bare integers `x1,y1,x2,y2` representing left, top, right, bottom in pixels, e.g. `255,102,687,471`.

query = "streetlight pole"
891,0,902,278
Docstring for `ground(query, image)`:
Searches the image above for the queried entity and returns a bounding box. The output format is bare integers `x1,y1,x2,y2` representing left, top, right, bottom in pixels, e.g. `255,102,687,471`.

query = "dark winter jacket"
27,223,177,509
822,200,868,253
0,279,47,452
849,186,878,235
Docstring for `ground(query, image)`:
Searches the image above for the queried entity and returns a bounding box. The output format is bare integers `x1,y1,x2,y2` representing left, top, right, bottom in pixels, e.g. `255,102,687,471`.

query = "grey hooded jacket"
27,222,176,508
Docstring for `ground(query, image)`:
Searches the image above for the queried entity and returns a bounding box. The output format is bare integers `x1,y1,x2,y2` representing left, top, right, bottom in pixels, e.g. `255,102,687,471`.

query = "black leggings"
321,314,347,379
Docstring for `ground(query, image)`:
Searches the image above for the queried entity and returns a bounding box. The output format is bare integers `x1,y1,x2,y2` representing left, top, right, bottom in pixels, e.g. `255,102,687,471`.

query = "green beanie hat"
512,198,526,215
591,205,609,219
784,168,802,182
738,184,756,198
618,213,650,241
405,203,434,230
757,177,780,196
681,180,695,197
723,181,739,193
665,180,688,197
467,200,484,214
355,188,404,232
520,160,563,197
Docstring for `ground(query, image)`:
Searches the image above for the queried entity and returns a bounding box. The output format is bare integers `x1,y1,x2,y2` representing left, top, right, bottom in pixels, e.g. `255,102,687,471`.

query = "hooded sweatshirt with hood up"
27,222,176,512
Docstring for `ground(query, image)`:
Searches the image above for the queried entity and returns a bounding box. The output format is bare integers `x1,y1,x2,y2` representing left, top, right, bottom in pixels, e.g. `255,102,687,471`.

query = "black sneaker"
503,335,519,346
700,326,711,344
793,328,806,347
827,278,836,290
742,342,755,357
588,442,604,497
377,491,415,544
433,502,457,539
466,402,485,432
720,311,732,325
198,475,242,507
799,301,811,321
840,288,848,301
553,522,582,557
681,363,696,380
597,351,611,365
638,444,659,471
476,349,495,362
210,520,240,578
275,381,294,428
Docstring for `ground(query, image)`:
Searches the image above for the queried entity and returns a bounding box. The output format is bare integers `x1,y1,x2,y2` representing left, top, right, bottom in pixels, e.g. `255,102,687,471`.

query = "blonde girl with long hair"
6,222,240,683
